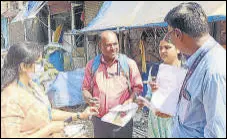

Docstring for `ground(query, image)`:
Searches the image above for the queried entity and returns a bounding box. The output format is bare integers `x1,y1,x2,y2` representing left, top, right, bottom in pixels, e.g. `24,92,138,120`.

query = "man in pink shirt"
82,30,143,138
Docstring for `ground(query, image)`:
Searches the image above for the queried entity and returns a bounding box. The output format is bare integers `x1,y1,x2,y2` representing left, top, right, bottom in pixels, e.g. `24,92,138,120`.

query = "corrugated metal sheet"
47,1,71,15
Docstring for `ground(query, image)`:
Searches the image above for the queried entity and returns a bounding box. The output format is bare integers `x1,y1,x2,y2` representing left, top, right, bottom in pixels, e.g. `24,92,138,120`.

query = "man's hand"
135,96,151,109
123,98,133,105
135,98,145,109
87,97,100,108
82,90,93,104
79,106,99,120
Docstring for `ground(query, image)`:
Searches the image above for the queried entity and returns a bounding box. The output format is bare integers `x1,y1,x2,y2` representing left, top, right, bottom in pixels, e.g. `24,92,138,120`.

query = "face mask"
35,63,44,74
27,72,38,82
27,63,44,82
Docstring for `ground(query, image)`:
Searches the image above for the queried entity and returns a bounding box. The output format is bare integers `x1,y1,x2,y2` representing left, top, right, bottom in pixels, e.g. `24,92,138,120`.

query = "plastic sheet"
47,68,85,108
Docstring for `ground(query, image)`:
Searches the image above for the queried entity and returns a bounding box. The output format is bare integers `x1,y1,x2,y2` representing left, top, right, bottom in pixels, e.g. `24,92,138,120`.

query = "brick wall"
84,1,103,26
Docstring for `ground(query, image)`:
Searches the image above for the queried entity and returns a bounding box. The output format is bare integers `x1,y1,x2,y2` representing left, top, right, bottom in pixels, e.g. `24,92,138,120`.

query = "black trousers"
92,116,133,138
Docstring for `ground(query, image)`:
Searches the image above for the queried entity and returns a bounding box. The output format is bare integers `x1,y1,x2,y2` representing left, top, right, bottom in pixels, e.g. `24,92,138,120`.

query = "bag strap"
118,54,132,95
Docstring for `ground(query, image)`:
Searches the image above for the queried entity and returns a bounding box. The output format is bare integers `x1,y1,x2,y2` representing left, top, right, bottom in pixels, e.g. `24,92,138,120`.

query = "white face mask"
27,62,44,82
27,72,37,82
35,62,44,74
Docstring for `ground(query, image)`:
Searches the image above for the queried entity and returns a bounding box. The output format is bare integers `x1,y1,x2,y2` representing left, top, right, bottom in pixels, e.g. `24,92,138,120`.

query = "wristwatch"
76,113,81,120
72,113,81,121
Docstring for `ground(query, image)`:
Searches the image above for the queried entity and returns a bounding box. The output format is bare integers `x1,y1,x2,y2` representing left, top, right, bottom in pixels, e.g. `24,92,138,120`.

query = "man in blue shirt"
161,2,226,138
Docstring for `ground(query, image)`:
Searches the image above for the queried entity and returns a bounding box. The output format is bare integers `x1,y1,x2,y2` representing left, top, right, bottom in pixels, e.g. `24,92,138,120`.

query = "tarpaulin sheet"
79,1,226,32
47,68,85,108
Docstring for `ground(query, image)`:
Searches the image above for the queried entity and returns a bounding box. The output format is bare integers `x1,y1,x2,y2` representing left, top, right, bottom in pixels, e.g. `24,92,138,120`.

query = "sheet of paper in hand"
101,103,138,127
151,64,187,116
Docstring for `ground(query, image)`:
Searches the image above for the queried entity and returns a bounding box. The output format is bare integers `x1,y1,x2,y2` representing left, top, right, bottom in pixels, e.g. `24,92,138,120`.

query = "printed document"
101,103,138,127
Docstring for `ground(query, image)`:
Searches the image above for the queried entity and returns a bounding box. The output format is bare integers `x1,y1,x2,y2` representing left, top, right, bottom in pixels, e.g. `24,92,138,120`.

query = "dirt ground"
59,104,149,138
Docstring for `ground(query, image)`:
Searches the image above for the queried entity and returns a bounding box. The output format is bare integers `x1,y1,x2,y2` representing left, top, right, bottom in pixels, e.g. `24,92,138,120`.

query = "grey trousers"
92,116,133,138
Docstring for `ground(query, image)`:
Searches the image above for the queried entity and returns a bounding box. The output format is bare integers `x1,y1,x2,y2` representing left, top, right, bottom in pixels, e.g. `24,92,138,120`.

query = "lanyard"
17,80,52,120
178,41,217,103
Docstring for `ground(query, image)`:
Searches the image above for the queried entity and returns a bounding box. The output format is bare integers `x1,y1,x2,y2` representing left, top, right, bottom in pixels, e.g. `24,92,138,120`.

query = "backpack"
91,54,132,95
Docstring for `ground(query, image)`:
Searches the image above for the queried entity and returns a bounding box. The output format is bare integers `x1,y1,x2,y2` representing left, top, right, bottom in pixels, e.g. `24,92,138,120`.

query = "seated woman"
1,42,98,138
137,35,183,138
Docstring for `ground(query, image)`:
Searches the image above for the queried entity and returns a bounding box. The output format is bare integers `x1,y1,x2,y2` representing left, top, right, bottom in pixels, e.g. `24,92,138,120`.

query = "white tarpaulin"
80,1,226,32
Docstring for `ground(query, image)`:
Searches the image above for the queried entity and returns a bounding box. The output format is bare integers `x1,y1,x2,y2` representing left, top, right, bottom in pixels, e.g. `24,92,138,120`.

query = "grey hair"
164,2,209,38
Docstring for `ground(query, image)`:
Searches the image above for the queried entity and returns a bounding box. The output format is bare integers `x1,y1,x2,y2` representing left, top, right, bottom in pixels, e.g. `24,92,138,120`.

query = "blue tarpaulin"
47,68,85,108
1,17,9,49
48,50,64,71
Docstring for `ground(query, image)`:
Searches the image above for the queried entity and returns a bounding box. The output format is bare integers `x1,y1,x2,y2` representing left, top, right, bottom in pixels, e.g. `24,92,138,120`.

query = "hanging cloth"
139,39,147,73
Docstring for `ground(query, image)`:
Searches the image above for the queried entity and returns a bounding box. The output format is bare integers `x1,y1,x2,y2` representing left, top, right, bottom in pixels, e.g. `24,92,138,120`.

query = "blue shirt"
171,37,226,138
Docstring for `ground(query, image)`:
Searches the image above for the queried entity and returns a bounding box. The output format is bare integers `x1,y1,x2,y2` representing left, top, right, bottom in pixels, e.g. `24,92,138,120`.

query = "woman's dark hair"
1,42,43,91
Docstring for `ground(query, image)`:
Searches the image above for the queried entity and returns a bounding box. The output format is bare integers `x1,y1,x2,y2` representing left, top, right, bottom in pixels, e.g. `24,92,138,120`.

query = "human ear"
19,63,26,73
175,28,183,41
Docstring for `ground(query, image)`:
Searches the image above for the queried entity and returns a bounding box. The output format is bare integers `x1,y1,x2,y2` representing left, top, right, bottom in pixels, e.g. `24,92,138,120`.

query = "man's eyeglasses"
164,29,175,43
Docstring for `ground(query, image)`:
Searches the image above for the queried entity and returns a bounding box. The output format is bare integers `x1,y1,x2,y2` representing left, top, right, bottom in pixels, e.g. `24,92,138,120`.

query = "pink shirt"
82,55,143,117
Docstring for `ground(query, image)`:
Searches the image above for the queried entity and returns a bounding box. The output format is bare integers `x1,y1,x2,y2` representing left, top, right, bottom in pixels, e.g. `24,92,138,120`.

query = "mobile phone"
89,97,99,105
89,97,98,101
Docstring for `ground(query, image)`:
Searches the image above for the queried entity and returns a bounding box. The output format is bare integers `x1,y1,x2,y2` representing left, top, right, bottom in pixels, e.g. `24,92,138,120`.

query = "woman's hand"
48,121,64,134
79,106,99,120
149,81,159,92
155,111,172,118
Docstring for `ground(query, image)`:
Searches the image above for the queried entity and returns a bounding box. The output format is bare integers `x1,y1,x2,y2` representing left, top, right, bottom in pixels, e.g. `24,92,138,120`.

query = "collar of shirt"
185,37,215,69
100,54,119,65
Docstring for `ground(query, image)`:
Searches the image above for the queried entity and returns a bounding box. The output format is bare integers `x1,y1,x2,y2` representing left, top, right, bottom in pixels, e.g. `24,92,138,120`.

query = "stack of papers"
101,103,138,127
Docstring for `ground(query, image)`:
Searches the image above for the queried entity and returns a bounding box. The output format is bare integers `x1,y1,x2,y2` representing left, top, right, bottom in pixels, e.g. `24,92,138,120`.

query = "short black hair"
164,2,209,38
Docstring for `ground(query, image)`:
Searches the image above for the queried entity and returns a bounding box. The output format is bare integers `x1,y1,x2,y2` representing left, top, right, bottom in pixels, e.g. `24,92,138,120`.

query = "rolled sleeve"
203,72,226,138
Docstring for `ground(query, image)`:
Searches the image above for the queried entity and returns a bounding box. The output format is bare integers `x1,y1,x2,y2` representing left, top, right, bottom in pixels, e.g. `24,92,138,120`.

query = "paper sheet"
64,124,86,137
101,103,138,127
